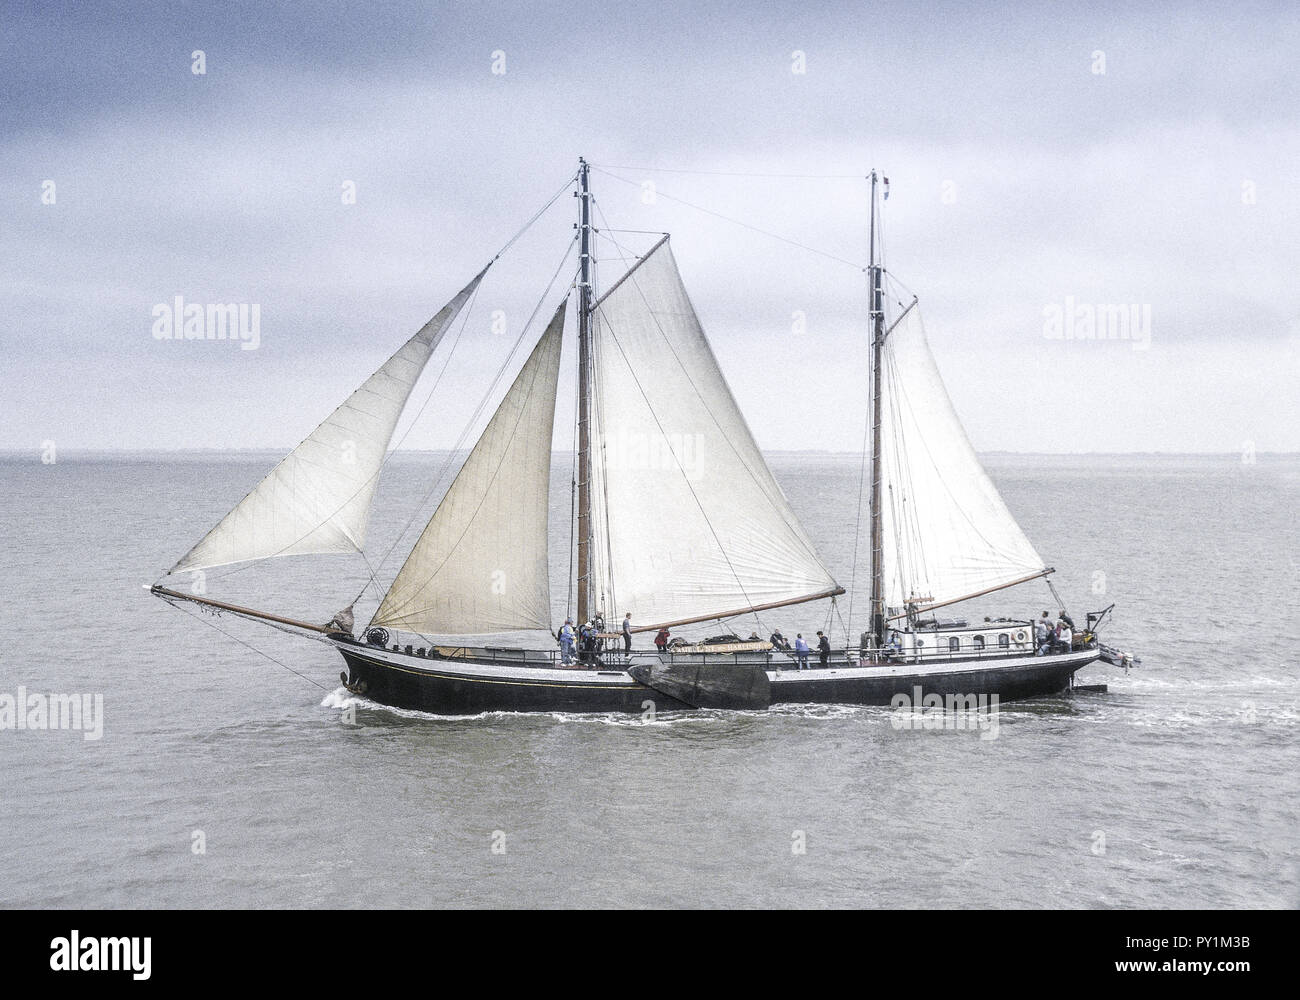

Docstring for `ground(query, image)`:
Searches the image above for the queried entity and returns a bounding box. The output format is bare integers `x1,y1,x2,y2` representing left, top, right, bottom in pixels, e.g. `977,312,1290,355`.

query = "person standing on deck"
622,612,633,652
654,627,670,653
558,618,575,666
816,631,831,668
794,634,810,670
1034,616,1050,656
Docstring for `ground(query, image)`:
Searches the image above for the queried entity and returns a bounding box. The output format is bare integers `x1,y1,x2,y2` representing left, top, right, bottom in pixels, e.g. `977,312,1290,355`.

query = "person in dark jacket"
622,612,633,651
816,630,831,668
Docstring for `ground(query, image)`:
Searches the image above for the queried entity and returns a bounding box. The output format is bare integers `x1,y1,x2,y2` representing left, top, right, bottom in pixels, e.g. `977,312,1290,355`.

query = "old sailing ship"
152,161,1106,714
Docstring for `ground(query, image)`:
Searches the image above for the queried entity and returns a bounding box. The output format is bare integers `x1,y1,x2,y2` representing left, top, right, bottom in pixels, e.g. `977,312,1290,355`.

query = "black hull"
769,658,1083,705
337,642,1097,716
338,647,693,714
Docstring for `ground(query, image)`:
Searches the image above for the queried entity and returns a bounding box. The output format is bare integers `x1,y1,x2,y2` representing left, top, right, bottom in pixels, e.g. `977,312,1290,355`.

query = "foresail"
878,306,1045,611
171,268,486,574
589,241,839,627
371,299,566,635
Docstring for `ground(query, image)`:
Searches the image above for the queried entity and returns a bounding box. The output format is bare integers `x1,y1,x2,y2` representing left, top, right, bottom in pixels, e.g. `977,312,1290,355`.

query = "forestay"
371,299,566,635
877,306,1045,610
171,270,485,574
588,240,839,627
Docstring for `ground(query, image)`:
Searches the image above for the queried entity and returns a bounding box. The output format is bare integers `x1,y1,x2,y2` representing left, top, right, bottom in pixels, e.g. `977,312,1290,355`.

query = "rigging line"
347,275,490,610
375,296,566,626
845,260,877,637
1046,578,1068,615
888,315,1028,564
885,338,931,602
832,596,851,648
170,598,333,693
361,238,580,613
591,166,865,271
166,172,576,590
493,170,580,261
375,257,580,625
566,347,579,625
590,208,836,586
590,200,619,619
845,352,872,638
597,163,865,180
355,276,489,590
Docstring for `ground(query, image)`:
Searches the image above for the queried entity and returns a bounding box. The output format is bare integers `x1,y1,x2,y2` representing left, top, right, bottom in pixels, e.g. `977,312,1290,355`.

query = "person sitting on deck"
654,627,670,653
1054,615,1074,654
793,634,811,670
769,630,791,651
817,631,831,668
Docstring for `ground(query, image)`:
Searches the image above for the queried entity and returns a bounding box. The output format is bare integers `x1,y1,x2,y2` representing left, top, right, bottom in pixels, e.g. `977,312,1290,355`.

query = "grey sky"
2,0,1297,453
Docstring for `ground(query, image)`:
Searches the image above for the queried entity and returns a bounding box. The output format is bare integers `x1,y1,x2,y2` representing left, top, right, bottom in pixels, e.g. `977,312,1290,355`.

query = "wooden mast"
868,169,886,648
576,157,594,624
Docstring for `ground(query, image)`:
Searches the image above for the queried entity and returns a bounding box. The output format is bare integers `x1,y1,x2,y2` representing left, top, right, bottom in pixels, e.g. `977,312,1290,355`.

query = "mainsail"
587,240,841,627
878,306,1046,611
370,299,567,635
171,269,486,574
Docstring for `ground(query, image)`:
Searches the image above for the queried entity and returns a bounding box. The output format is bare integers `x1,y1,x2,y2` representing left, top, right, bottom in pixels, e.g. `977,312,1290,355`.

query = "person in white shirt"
1055,615,1073,653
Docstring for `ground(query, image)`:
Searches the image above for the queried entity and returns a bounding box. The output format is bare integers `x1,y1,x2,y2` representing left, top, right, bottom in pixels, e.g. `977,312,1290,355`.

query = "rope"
372,255,581,632
597,164,865,180
592,166,865,271
357,236,579,614
170,597,333,693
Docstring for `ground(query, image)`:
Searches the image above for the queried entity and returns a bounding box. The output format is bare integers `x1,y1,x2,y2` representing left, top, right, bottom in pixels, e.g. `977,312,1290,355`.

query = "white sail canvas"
170,270,486,574
878,306,1046,610
588,241,839,627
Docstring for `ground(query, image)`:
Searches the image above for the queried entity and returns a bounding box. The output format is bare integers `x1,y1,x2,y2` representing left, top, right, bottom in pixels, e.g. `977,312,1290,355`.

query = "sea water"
1,452,1295,907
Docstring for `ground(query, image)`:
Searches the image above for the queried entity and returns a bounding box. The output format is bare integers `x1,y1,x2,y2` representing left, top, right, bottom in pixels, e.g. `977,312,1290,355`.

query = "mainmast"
868,169,886,648
576,158,594,623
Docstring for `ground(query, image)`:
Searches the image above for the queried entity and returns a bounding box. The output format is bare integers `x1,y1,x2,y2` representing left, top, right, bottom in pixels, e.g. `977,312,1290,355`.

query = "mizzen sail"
878,306,1046,611
588,240,840,627
370,299,566,635
170,269,486,574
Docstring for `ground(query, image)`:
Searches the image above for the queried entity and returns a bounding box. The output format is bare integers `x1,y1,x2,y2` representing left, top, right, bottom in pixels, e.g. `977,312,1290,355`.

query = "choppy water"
1,452,1296,908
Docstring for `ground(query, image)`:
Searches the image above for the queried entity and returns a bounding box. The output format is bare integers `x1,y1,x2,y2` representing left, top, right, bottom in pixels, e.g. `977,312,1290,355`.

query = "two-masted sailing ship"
152,160,1109,714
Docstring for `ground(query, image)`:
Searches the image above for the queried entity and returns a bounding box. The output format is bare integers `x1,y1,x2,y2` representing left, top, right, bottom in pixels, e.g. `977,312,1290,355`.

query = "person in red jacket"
654,627,670,653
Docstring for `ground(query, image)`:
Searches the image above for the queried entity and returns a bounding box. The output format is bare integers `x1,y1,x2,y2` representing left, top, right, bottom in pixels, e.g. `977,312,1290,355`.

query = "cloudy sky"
3,0,1297,454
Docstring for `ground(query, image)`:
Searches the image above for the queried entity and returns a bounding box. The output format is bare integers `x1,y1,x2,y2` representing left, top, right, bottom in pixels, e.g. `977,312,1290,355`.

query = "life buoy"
1014,629,1028,643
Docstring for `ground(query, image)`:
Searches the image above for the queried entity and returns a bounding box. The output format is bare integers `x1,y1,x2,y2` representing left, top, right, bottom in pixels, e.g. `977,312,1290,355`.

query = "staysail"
878,306,1046,611
170,269,486,574
587,240,840,627
370,299,566,635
